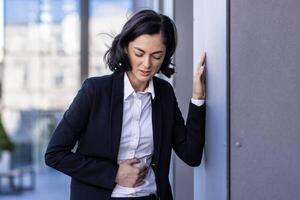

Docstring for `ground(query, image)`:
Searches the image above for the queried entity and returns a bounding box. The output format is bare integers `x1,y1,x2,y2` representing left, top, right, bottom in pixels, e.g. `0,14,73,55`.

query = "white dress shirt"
111,73,204,197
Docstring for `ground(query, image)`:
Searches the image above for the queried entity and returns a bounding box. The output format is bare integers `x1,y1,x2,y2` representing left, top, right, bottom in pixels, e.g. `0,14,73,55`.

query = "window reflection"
88,0,158,77
1,0,80,198
0,0,156,199
89,0,133,77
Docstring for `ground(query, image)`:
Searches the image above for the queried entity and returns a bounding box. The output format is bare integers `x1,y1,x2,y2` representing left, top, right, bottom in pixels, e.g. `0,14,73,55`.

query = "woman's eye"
153,55,162,60
135,54,143,57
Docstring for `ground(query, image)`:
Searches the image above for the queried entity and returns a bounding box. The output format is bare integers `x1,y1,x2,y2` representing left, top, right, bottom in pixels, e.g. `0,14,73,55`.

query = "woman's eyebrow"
134,47,164,54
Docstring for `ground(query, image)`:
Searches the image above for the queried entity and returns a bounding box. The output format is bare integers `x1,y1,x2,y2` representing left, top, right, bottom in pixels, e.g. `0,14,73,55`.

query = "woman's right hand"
115,158,148,187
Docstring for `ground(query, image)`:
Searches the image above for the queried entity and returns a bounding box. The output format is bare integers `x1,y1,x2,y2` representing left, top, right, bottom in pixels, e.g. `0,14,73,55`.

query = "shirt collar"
124,72,155,100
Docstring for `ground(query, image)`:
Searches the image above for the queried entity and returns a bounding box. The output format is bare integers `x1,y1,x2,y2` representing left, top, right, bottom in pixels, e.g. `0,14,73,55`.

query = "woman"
45,9,206,200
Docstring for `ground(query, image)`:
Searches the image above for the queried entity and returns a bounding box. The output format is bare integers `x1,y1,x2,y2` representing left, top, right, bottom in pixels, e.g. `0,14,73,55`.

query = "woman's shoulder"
83,73,114,90
153,75,174,91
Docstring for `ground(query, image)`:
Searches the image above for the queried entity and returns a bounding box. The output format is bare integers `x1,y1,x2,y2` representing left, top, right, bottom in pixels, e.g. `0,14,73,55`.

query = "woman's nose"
143,56,151,68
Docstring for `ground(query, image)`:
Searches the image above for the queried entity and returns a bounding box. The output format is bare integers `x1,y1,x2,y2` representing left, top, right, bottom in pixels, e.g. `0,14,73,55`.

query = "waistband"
110,194,158,200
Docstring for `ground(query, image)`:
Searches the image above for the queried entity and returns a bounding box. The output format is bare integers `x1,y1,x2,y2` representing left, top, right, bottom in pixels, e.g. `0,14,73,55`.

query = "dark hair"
104,9,177,78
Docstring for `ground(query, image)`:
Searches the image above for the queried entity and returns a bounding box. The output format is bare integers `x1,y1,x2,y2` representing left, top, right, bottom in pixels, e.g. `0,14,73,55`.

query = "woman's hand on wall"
192,52,206,100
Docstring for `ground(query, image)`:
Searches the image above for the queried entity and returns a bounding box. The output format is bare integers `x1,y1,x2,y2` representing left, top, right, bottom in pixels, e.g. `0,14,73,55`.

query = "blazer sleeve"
44,78,119,190
171,89,206,167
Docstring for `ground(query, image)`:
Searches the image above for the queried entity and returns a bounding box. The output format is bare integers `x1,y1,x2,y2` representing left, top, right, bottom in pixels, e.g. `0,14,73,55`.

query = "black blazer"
45,71,205,200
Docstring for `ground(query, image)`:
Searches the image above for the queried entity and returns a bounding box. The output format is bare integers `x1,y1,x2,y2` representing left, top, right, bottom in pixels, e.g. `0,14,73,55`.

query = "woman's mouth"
140,70,151,76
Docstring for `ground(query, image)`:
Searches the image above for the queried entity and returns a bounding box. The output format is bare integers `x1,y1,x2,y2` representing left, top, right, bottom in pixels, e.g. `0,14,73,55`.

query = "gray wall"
230,0,300,199
173,0,195,199
193,0,229,200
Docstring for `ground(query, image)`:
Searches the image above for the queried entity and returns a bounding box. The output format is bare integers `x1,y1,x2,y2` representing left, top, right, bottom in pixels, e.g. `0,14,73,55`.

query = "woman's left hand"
192,52,206,100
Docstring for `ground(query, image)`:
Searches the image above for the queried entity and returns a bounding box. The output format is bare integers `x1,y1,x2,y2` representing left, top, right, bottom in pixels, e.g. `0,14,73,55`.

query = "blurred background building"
0,0,299,200
0,0,162,199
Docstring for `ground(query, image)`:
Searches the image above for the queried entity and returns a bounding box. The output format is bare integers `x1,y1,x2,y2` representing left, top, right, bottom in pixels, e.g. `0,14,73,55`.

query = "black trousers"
110,194,158,200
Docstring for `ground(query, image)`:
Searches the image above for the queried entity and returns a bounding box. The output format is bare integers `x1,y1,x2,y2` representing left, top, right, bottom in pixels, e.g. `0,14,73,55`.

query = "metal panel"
193,0,229,200
80,0,89,83
173,0,195,199
230,0,300,199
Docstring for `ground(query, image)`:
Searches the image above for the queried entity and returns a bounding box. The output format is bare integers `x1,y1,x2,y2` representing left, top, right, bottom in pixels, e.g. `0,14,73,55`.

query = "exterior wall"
173,0,194,199
174,0,229,199
230,0,300,199
193,0,229,199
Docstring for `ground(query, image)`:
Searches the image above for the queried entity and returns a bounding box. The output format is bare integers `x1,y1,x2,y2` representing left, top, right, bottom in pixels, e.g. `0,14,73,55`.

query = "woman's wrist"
192,93,205,100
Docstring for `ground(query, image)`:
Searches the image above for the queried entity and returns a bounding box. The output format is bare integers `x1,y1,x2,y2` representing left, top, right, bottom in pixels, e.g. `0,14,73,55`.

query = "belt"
110,194,158,200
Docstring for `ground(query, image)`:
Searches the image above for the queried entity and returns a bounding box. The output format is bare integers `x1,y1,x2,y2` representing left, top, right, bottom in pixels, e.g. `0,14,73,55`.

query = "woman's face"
126,33,166,91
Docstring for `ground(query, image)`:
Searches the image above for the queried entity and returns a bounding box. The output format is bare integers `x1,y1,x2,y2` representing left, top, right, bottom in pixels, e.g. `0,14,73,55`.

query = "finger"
135,176,146,185
138,166,148,174
198,62,206,76
124,158,140,165
197,66,205,75
200,67,206,80
133,180,145,188
198,52,206,67
138,168,148,177
138,172,147,180
195,67,205,83
196,63,206,79
136,171,146,180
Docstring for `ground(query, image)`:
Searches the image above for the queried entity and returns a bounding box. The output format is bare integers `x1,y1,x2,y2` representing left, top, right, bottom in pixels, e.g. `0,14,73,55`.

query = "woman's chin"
138,73,152,81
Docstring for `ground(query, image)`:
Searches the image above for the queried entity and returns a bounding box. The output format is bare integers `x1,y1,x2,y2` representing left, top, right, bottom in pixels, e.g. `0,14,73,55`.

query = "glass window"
0,0,158,198
88,0,132,77
1,0,80,198
88,0,158,77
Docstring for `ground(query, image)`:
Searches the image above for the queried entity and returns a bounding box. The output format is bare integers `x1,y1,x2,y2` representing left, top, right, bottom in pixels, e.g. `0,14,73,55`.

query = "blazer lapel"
152,78,162,165
110,71,124,161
